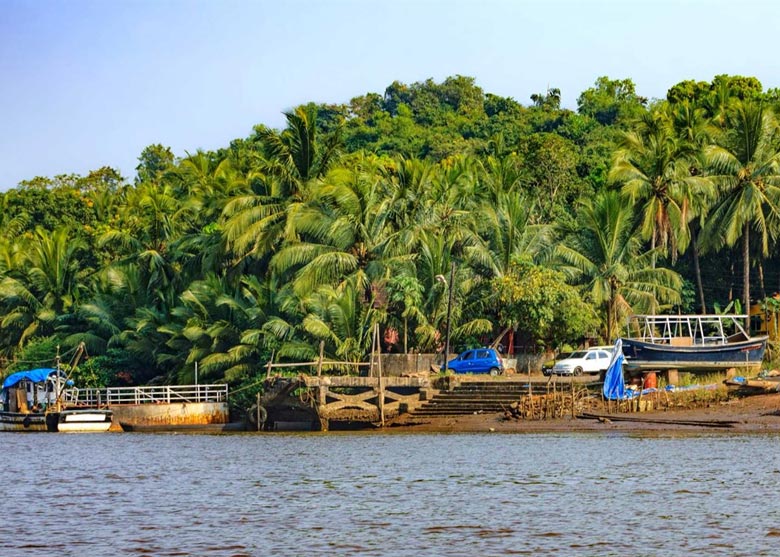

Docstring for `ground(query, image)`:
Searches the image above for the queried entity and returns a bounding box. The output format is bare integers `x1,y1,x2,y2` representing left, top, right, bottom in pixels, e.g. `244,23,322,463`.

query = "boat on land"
0,368,113,432
620,314,767,372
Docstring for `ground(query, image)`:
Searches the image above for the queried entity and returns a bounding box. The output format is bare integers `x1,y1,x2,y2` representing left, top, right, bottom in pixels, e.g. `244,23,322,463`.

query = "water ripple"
2,432,780,556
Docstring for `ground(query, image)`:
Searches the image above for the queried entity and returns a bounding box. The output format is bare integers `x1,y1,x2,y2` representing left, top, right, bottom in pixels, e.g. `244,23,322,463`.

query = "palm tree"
300,281,379,365
159,272,303,383
467,191,553,277
556,191,682,340
270,159,394,298
669,100,719,312
222,105,342,265
0,227,88,350
610,107,711,266
412,230,492,352
704,100,780,324
382,156,437,238
98,181,187,306
69,267,136,355
254,105,342,198
173,151,247,222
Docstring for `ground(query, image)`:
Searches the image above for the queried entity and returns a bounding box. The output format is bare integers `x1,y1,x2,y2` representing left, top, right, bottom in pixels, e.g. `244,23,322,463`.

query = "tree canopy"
3,73,779,384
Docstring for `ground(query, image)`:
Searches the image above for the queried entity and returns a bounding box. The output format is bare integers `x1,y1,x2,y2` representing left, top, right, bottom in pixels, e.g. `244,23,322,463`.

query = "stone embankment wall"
380,353,547,376
381,353,446,376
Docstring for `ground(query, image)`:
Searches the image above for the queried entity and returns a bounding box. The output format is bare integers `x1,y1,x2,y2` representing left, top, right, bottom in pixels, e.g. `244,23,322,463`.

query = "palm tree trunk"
650,235,657,269
691,228,706,314
743,224,750,330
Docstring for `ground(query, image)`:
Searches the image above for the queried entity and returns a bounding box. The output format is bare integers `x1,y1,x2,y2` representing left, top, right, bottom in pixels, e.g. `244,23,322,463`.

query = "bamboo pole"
570,377,575,419
265,349,275,380
317,341,324,377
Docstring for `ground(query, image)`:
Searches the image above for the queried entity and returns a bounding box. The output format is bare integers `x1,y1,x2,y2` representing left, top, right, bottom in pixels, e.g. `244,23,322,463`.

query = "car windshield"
568,351,587,358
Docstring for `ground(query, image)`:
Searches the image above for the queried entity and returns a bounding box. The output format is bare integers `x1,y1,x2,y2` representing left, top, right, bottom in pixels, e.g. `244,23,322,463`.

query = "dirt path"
386,392,780,434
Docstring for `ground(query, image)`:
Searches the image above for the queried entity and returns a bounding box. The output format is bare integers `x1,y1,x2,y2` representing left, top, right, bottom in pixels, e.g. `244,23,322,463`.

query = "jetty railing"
66,384,228,406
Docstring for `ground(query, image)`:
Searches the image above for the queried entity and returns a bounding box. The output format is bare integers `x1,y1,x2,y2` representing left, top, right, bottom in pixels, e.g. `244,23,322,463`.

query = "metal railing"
66,384,228,406
627,314,751,346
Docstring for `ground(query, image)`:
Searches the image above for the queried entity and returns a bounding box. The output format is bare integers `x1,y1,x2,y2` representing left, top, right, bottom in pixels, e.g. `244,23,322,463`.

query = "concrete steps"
412,381,559,417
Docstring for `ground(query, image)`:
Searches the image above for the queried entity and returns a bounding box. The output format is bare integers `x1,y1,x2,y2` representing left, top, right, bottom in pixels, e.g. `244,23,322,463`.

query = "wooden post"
317,341,324,376
265,349,275,380
570,376,575,419
369,325,376,378
256,392,262,432
376,324,385,426
378,376,385,427
318,386,329,431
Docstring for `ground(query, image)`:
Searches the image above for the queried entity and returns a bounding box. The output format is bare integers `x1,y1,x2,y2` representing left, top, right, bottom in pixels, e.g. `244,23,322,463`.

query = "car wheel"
489,367,500,377
573,366,583,376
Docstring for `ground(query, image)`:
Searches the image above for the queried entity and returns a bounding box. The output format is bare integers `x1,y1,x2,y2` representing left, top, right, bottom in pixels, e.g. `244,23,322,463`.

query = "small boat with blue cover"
0,368,113,432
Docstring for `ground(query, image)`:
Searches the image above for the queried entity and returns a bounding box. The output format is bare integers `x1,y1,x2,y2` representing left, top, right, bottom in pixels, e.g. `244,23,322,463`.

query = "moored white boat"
49,408,114,432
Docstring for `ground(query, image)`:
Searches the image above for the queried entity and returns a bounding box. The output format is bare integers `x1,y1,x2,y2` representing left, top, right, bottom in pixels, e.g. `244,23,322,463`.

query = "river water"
4,431,780,556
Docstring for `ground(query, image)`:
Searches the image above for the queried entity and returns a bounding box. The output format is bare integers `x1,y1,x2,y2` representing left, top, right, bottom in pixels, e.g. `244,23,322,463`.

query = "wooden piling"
256,392,262,431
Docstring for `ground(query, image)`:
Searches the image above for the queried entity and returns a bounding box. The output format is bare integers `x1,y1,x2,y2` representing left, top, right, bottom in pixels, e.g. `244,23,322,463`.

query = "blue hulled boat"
620,314,767,372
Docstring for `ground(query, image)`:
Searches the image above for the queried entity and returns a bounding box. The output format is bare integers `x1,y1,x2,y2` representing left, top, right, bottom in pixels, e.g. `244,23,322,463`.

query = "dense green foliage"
3,74,780,385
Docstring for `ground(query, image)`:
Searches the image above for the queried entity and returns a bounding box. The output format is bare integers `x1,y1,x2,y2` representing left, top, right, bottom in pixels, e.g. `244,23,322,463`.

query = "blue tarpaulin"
602,339,627,400
2,368,58,390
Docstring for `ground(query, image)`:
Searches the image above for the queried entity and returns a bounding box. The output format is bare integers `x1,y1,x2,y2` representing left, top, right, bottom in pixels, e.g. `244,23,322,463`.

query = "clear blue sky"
2,0,779,190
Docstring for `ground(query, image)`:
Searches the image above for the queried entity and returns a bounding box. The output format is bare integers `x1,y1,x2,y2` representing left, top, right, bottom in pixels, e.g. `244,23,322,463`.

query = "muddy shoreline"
384,392,780,434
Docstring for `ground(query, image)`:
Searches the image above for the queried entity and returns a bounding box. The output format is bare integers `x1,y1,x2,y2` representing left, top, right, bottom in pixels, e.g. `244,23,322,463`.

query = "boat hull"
52,409,114,432
0,412,48,432
120,421,245,433
0,409,113,432
621,337,767,371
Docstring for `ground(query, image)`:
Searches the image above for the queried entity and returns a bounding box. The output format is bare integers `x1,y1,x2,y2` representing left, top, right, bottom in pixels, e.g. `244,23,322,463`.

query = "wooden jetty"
259,374,435,431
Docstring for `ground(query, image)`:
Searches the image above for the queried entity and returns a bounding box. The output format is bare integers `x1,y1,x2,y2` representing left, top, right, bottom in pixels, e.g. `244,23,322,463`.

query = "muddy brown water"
4,431,780,556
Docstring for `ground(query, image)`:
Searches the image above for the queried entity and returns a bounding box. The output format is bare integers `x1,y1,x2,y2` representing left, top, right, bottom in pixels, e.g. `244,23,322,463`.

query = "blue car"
443,348,504,375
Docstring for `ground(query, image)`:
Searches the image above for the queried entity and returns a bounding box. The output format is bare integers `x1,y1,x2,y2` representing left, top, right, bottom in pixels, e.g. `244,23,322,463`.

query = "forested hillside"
3,74,780,388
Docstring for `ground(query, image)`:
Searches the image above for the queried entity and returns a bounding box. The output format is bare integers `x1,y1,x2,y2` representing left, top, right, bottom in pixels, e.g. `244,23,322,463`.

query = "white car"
551,347,613,376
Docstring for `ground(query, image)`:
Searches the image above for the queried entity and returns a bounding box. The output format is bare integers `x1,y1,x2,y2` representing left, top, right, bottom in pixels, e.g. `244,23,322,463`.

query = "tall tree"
556,191,682,340
270,159,393,298
610,106,712,265
222,105,342,264
0,227,87,350
135,144,175,185
669,100,719,312
704,99,780,324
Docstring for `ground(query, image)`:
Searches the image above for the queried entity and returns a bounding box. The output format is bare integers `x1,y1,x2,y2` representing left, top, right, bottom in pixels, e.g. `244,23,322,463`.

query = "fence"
65,384,228,406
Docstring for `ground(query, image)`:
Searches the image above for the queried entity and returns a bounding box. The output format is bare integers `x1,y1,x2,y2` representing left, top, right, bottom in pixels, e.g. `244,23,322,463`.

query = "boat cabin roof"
626,314,751,345
2,368,62,390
